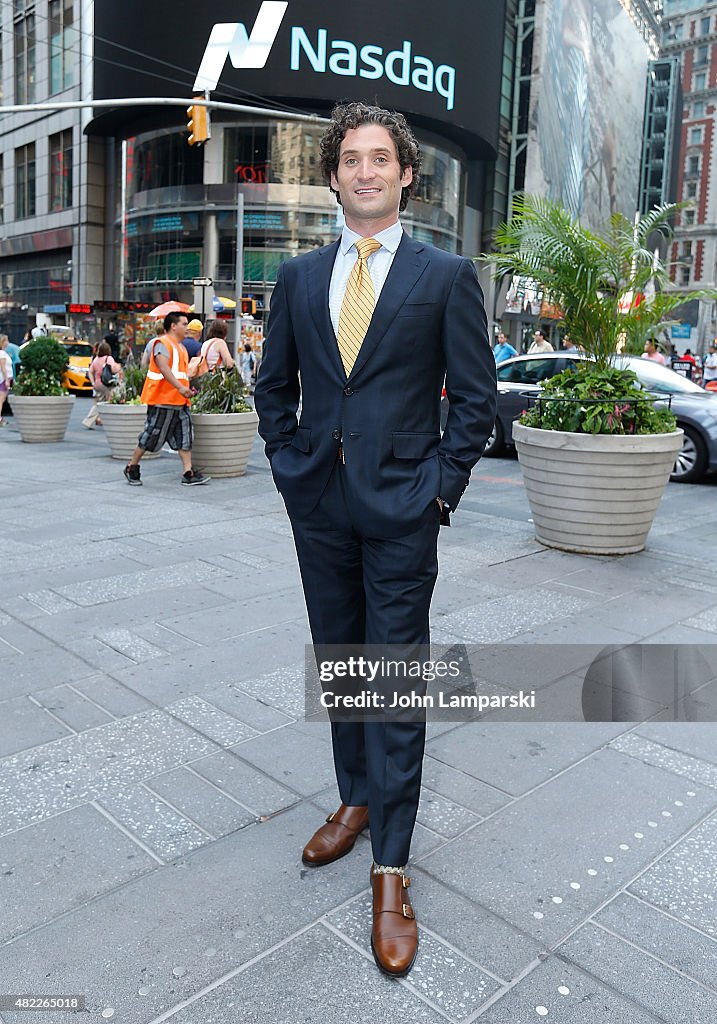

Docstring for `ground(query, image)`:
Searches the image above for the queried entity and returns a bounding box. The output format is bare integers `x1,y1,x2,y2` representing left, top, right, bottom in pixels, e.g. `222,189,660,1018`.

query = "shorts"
0,381,9,394
138,405,192,453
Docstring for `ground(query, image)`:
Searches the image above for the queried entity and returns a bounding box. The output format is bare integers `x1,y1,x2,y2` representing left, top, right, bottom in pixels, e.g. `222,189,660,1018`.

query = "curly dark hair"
319,102,421,213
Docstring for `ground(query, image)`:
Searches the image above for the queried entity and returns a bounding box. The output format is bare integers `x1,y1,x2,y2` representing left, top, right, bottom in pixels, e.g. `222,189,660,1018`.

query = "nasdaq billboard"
93,0,505,158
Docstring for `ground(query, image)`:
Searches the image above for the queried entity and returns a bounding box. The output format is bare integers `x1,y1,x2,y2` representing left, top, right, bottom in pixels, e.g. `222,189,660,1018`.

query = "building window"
15,142,35,218
694,72,706,91
696,44,709,65
691,126,704,144
680,266,690,286
686,181,698,198
683,240,693,257
13,4,36,105
49,129,72,210
694,100,706,117
49,0,75,93
701,17,711,35
688,155,700,175
684,208,695,225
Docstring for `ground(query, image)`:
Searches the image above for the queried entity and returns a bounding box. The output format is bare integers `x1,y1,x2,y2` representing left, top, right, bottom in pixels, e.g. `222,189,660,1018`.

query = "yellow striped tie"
337,237,382,376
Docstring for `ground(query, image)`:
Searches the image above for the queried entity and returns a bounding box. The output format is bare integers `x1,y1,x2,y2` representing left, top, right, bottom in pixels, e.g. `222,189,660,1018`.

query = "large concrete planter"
512,422,684,555
11,394,75,442
100,403,160,460
191,410,258,477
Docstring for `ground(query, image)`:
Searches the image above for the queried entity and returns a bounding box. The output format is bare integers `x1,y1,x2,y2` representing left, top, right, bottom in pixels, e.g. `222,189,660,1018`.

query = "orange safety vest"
140,335,190,406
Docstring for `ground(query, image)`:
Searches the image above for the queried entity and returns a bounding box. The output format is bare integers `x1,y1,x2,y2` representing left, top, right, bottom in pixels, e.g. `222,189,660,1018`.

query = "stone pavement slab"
426,721,626,796
0,803,155,942
559,921,717,1023
593,892,717,990
628,815,717,937
421,747,717,947
0,805,368,1024
466,955,662,1023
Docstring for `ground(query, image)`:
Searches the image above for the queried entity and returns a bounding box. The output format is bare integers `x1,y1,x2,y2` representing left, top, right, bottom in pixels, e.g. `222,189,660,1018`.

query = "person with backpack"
83,341,122,428
240,343,256,388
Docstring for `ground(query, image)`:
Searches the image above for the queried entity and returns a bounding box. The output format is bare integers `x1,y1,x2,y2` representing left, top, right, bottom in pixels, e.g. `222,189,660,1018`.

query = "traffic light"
241,298,257,315
187,97,210,146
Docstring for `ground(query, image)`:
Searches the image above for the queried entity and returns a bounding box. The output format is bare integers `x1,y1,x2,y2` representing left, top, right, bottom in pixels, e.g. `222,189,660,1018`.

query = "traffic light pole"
234,192,244,361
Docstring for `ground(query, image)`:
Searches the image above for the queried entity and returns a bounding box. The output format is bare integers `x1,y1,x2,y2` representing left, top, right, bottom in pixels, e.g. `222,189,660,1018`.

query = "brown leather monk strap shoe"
370,869,419,976
301,803,369,866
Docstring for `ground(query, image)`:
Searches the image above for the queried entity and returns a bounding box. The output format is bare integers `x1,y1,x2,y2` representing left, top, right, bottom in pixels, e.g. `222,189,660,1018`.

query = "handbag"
100,361,117,387
188,339,219,381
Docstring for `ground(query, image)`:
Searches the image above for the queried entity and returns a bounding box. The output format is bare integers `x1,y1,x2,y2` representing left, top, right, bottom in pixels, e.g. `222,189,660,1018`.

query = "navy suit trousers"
289,461,440,866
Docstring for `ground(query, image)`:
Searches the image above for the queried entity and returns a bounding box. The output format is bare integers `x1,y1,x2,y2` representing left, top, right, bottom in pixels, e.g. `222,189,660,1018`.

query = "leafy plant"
520,366,677,435
190,367,251,414
488,195,710,371
109,363,148,405
14,336,69,395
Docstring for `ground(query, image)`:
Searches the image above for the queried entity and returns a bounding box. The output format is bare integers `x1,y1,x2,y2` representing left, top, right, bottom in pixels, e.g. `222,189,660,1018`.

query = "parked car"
482,352,717,483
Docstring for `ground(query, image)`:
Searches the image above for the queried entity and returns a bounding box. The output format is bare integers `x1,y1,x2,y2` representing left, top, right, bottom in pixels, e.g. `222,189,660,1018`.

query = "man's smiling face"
331,123,413,236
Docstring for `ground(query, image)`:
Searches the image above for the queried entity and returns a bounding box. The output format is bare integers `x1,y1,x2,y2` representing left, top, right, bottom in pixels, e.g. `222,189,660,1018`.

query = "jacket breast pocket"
290,426,312,452
395,302,434,319
392,431,440,460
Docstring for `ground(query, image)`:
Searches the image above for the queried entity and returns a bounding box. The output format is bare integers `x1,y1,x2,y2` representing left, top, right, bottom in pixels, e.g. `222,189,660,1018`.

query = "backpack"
100,361,117,387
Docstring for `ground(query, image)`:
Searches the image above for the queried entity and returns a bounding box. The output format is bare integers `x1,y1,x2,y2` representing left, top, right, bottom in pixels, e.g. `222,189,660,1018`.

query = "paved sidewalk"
1,401,717,1024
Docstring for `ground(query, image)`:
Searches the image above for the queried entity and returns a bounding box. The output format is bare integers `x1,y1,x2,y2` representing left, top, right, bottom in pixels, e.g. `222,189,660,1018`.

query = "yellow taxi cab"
60,340,94,394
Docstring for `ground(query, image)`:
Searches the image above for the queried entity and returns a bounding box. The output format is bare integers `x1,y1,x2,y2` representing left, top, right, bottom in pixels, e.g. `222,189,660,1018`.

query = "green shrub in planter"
13,337,68,396
109,363,148,405
520,365,677,435
191,367,252,414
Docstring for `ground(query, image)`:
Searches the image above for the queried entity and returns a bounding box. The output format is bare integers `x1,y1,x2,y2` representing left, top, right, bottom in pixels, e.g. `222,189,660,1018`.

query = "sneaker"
124,463,142,486
181,469,210,486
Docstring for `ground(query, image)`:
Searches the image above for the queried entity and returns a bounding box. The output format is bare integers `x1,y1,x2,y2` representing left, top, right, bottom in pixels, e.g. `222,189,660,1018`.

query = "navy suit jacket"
254,232,497,539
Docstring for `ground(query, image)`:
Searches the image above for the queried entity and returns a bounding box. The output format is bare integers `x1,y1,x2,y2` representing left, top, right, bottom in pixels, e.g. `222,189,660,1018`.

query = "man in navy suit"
255,102,496,976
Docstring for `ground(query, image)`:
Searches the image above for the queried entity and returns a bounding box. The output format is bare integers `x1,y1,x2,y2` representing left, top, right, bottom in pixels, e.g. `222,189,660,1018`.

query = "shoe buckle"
326,812,335,823
402,903,415,919
402,875,410,888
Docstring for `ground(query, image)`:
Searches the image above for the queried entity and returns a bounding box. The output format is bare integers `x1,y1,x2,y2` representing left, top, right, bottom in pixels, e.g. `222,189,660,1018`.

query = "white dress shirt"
328,221,403,337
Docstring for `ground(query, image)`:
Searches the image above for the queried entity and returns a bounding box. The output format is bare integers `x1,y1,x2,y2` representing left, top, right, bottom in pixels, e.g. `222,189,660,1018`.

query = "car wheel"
671,425,708,483
483,418,504,458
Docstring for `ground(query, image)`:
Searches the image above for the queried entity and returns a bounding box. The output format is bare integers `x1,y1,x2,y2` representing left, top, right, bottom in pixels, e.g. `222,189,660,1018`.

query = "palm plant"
489,194,699,369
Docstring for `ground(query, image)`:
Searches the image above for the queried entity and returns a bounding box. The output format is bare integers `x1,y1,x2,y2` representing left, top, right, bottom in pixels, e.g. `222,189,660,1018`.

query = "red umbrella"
148,301,191,317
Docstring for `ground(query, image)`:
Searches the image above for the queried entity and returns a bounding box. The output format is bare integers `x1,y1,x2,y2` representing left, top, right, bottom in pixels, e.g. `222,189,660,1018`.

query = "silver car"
486,352,717,483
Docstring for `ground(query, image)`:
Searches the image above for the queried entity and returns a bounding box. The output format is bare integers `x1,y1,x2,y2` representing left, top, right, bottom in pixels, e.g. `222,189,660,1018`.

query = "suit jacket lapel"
307,239,345,380
348,234,430,382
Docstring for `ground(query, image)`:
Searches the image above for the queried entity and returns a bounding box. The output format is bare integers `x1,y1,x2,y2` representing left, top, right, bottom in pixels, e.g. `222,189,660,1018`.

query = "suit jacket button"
331,429,341,440
343,387,354,396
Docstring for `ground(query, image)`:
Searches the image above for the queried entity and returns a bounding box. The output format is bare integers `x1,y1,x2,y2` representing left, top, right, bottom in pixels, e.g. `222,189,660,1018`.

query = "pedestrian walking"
83,341,122,429
201,320,235,372
0,335,13,425
240,343,256,387
493,331,517,363
528,329,553,353
703,341,717,390
123,312,208,486
642,338,666,365
183,319,203,358
254,101,496,978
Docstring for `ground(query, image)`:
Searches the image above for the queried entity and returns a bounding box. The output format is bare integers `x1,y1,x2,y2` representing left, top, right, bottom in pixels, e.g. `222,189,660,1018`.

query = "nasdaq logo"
290,29,455,110
195,3,457,111
194,1,288,91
